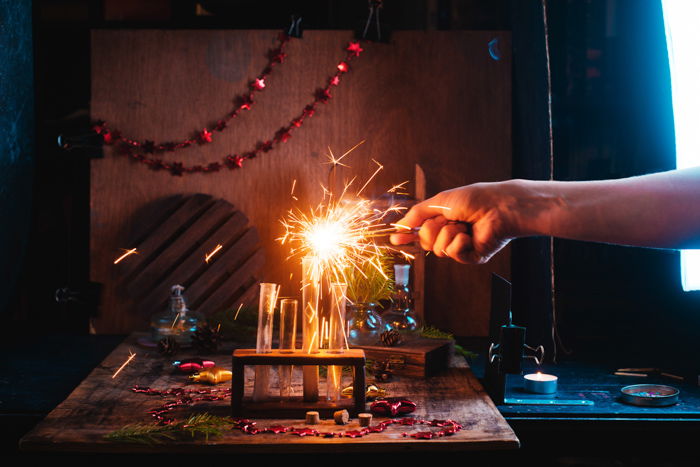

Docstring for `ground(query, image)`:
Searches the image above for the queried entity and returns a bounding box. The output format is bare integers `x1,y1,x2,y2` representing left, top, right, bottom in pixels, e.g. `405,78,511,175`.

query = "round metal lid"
620,384,680,407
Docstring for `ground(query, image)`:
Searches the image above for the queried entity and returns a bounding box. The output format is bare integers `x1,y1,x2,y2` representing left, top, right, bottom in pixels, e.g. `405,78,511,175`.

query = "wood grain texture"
90,30,511,335
353,337,452,378
114,194,263,319
20,333,519,453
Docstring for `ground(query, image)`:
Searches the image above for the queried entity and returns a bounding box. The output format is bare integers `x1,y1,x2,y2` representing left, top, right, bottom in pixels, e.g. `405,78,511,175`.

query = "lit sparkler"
278,144,413,288
112,349,136,379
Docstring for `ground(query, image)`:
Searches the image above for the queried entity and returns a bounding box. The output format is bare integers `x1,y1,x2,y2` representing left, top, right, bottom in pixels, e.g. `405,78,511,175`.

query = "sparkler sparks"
113,248,138,264
112,349,136,379
204,244,223,263
278,144,412,294
233,303,244,320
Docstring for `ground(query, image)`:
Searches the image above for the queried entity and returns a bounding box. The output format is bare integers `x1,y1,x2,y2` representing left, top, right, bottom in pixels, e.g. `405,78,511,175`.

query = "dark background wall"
4,0,697,373
0,1,34,324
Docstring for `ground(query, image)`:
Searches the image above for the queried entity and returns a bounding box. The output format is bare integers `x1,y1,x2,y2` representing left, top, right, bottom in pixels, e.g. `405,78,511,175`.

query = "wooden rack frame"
232,349,366,418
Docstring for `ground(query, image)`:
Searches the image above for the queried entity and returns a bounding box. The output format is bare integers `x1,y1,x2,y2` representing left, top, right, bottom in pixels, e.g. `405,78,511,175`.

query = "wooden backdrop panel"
91,30,511,335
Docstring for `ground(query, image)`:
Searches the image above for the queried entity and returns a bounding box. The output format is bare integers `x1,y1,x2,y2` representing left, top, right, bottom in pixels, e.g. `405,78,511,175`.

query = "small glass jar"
382,263,421,333
150,285,203,345
347,302,391,346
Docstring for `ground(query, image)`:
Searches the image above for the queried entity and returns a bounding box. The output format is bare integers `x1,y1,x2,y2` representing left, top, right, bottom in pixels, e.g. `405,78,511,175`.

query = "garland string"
129,385,463,440
93,33,365,176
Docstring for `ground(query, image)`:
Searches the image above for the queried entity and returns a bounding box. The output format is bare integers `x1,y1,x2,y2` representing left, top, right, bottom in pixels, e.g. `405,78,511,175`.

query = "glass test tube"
327,282,347,401
279,298,298,398
253,282,278,402
301,256,320,402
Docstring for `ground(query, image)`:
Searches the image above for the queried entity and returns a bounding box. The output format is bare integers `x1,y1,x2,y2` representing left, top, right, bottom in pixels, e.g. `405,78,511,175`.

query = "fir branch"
105,413,234,445
454,344,479,361
345,251,394,304
419,326,478,361
419,325,454,340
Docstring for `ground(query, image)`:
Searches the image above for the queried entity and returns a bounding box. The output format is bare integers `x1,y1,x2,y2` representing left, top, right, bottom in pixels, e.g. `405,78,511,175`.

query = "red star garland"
93,36,366,176
130,385,463,439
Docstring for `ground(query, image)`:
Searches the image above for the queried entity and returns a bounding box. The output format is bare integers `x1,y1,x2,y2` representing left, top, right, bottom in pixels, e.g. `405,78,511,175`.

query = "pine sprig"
105,413,234,445
419,326,479,361
419,325,454,340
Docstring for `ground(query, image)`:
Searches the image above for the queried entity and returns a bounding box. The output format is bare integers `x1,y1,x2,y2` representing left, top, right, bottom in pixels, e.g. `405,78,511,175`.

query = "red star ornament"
198,129,213,144
226,154,244,169
252,78,266,90
346,42,364,57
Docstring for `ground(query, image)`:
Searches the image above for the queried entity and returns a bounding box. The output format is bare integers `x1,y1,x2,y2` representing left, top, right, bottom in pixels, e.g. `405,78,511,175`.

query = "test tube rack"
231,349,366,418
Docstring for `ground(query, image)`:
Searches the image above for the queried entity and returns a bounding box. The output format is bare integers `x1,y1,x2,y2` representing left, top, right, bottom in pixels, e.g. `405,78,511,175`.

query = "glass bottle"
347,302,391,346
382,263,421,333
150,284,203,345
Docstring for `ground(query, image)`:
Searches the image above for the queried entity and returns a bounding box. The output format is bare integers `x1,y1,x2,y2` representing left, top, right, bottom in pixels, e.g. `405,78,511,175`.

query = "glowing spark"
388,181,409,193
112,349,136,379
291,179,297,196
204,244,223,263
428,205,452,211
233,303,244,320
279,144,416,357
113,248,138,264
324,140,365,168
400,250,415,261
356,159,383,197
306,331,318,353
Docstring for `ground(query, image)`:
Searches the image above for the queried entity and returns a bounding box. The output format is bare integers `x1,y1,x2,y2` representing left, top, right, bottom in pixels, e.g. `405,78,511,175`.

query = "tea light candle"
524,372,558,394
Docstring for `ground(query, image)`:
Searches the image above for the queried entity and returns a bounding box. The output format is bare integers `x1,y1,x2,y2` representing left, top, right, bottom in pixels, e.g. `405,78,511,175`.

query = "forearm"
509,167,700,249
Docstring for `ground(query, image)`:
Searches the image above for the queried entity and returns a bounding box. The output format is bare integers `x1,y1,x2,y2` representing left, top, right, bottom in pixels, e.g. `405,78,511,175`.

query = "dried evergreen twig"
104,413,234,445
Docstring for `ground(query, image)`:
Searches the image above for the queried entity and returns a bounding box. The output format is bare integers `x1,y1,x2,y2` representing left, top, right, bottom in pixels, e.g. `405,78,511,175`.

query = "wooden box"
352,337,452,379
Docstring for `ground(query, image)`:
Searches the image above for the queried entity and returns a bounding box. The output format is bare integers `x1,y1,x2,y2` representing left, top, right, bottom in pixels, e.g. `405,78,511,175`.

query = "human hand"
390,181,519,264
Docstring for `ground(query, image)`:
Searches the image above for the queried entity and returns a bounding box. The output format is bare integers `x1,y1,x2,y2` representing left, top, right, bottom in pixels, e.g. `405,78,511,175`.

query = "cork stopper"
358,413,373,427
305,411,320,425
333,409,349,425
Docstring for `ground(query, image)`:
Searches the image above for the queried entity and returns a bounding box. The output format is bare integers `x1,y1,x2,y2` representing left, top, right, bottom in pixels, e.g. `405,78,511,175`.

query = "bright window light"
662,1,700,291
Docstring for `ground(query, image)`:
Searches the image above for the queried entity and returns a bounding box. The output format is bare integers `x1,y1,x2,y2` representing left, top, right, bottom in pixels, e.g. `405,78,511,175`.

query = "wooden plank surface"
114,193,263,318
20,333,519,453
90,30,512,335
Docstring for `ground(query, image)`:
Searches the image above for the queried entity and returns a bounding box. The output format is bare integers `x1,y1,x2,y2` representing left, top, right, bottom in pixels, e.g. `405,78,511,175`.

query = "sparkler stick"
112,349,136,378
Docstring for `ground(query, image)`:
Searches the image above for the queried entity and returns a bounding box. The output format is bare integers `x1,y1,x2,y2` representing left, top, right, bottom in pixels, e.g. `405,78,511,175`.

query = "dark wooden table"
19,333,519,454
